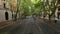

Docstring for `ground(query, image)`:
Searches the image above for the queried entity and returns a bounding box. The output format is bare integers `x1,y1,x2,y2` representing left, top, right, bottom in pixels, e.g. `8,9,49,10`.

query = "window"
58,8,60,11
3,3,6,8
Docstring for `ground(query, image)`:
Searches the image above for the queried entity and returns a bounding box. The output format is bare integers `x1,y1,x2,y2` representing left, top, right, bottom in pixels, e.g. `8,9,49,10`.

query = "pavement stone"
0,20,14,29
41,19,60,32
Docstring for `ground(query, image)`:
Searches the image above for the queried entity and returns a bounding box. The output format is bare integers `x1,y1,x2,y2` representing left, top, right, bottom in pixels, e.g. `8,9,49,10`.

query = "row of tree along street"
6,0,59,21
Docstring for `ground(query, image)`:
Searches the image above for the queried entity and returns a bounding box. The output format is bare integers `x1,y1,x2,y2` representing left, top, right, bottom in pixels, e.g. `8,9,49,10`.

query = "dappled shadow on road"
37,19,60,34
0,16,60,34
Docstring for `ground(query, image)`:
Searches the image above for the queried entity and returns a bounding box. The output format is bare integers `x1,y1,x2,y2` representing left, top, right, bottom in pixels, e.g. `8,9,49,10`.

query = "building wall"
0,0,12,22
0,10,5,22
0,0,2,5
0,9,12,22
0,0,19,22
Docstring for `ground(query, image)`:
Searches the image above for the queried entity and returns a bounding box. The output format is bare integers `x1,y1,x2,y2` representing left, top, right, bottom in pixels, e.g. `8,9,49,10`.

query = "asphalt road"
0,17,60,34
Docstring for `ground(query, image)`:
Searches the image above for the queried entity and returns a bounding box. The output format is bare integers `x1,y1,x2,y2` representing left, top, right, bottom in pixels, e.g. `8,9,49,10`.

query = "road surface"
0,16,60,34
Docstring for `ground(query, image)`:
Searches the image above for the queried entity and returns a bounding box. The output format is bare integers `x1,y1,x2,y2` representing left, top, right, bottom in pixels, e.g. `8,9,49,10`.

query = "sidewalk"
42,18,60,32
36,16,60,32
0,20,14,29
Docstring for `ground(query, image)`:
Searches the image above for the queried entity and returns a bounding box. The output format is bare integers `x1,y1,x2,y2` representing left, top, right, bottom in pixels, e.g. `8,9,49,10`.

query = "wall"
0,9,12,22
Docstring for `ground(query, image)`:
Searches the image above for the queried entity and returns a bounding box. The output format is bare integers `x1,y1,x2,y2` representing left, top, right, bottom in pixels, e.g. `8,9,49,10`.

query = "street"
0,17,60,34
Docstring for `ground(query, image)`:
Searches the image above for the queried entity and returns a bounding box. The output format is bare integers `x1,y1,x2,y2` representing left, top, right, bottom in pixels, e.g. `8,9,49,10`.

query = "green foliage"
17,0,57,17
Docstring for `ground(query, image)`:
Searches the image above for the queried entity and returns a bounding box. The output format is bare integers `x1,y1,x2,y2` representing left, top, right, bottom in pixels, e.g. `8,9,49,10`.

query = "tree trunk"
49,15,51,20
12,11,13,19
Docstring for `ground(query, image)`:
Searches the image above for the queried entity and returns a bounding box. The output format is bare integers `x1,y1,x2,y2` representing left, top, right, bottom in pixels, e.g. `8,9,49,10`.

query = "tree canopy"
6,0,58,19
17,0,58,16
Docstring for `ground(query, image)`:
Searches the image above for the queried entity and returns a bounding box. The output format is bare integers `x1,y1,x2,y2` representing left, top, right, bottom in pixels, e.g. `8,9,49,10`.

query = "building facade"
0,0,12,22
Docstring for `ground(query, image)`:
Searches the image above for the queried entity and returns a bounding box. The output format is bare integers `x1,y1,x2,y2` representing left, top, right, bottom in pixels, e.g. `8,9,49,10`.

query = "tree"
45,0,58,20
35,0,58,20
6,0,17,20
17,0,58,20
